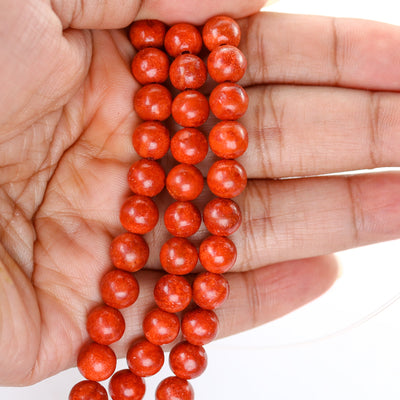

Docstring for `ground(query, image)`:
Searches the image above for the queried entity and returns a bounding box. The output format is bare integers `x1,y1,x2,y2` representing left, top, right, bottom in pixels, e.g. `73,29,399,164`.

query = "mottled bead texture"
134,84,171,121
202,15,241,50
109,369,145,400
164,23,202,57
129,20,166,50
199,235,237,273
164,201,201,237
192,272,230,310
127,339,164,377
160,237,198,275
143,308,180,345
170,128,208,164
166,163,204,201
156,377,194,400
69,381,108,400
170,54,207,90
127,159,165,197
181,308,219,345
131,48,169,85
172,90,209,128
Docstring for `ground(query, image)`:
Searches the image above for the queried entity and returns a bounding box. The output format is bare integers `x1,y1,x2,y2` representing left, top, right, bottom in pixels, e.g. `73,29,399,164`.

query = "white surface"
2,0,400,399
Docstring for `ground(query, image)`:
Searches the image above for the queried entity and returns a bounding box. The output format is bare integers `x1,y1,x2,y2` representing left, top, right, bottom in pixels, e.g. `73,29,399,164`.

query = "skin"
1,0,400,387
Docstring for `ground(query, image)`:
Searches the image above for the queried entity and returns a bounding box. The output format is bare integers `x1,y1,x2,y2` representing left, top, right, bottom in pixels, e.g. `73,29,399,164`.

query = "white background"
1,0,400,399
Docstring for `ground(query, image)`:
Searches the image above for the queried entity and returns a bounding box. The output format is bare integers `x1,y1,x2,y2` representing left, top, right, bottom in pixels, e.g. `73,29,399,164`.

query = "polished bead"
100,269,139,309
77,342,116,381
154,274,192,313
127,339,164,377
160,237,198,275
109,369,145,400
209,82,249,120
129,20,166,51
170,54,207,90
199,235,237,273
166,164,204,201
132,121,170,160
134,84,171,121
131,48,169,85
164,23,202,57
181,308,219,346
169,341,207,380
209,120,248,159
86,305,125,345
143,308,180,345
203,197,242,236
192,272,230,310
69,380,108,400
170,128,208,164
156,377,194,400
164,201,201,237
120,195,159,234
172,90,209,128
207,159,247,198
127,159,165,197
202,15,241,51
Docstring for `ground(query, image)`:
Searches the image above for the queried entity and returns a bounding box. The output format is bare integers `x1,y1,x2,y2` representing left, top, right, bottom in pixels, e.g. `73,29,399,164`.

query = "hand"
2,0,400,386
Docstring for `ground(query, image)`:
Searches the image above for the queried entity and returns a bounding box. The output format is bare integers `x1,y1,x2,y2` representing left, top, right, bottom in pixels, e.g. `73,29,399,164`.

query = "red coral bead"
209,82,249,120
199,235,237,273
120,195,159,234
209,120,248,159
172,90,209,128
169,341,207,380
164,23,202,57
202,15,241,51
181,308,219,346
207,159,247,198
154,274,192,313
132,121,170,160
192,272,230,310
156,377,194,400
169,54,207,90
164,201,201,237
134,84,171,121
100,269,139,309
109,369,145,400
166,164,204,201
77,342,116,381
160,237,198,275
143,308,180,345
203,197,242,236
127,159,165,197
131,48,169,85
129,20,166,51
127,339,164,377
69,380,108,400
170,128,208,164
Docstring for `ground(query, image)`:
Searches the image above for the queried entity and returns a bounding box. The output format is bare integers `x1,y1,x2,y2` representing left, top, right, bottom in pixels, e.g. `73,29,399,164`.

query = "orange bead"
143,308,180,345
172,90,209,128
127,339,164,377
156,377,194,400
129,20,166,50
166,164,204,201
181,308,219,346
127,159,165,197
164,201,201,237
170,128,208,164
134,84,171,121
164,23,202,57
170,54,207,90
131,48,169,85
192,272,230,310
199,235,237,273
160,237,198,275
69,380,108,400
203,15,241,51
109,369,145,400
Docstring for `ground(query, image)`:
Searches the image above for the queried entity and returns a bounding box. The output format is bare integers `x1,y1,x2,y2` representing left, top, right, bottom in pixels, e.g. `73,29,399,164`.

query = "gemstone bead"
156,377,194,400
170,128,208,164
203,197,242,236
199,235,237,273
127,339,164,377
120,195,159,234
164,23,202,57
192,272,230,310
109,369,145,400
154,274,192,313
169,54,207,90
164,201,201,237
131,48,169,85
127,159,165,197
181,308,219,346
166,164,204,201
143,308,180,345
129,20,166,51
69,380,108,400
160,237,198,275
172,90,209,128
202,15,241,51
134,84,171,121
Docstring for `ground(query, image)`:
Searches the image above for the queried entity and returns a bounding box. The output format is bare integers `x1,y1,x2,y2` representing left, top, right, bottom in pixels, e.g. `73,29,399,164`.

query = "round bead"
164,23,202,57
209,82,249,120
164,201,201,237
169,54,207,90
154,274,192,313
109,369,145,400
203,197,242,236
120,195,159,234
209,120,248,159
110,233,149,272
156,377,194,400
127,339,164,377
77,342,116,381
129,20,166,50
207,159,247,198
131,48,169,85
202,15,241,51
132,121,170,160
100,269,139,309
86,305,125,345
160,237,198,275
169,341,207,380
172,90,209,128
127,159,165,197
134,84,171,121
69,380,108,400
181,308,219,346
193,272,230,310
170,128,208,164
199,235,237,273
143,308,180,345
166,164,204,201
